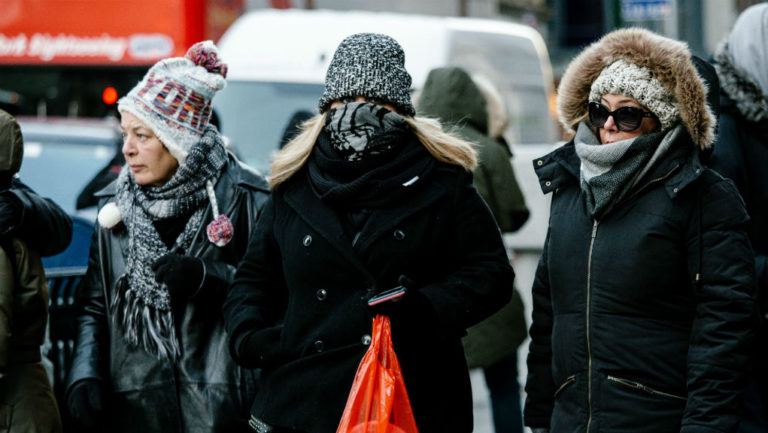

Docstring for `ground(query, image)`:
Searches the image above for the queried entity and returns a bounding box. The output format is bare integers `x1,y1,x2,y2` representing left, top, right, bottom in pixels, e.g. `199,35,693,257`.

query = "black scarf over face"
306,102,436,209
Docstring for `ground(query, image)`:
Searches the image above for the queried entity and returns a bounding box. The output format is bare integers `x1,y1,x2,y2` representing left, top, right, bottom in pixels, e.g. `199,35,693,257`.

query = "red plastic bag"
336,314,419,433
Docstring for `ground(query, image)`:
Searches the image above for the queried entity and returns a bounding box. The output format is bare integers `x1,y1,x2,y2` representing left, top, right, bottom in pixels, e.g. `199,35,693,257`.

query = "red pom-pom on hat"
185,40,228,78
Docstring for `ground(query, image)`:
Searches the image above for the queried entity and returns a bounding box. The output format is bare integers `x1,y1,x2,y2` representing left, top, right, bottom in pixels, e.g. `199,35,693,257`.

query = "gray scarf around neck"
112,125,228,360
325,101,407,161
575,122,680,218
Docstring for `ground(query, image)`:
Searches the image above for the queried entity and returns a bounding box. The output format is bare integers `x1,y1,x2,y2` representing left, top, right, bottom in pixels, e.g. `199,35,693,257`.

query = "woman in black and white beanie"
223,32,514,433
66,41,270,433
525,28,758,433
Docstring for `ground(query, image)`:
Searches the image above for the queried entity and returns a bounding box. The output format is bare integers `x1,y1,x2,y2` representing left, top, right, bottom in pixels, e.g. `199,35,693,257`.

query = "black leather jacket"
67,154,269,433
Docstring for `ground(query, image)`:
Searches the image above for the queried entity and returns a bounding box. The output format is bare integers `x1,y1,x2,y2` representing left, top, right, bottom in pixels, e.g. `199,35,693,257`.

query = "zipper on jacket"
553,375,576,399
607,375,687,400
586,219,599,433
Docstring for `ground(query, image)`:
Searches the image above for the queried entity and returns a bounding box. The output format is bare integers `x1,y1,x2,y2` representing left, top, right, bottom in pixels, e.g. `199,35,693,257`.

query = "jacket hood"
471,74,508,139
417,66,488,133
0,110,22,174
713,41,768,123
557,27,715,150
723,3,768,99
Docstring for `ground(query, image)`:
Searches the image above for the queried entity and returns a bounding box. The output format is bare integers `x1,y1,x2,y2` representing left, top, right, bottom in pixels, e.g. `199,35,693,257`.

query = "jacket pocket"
607,375,686,401
553,374,576,399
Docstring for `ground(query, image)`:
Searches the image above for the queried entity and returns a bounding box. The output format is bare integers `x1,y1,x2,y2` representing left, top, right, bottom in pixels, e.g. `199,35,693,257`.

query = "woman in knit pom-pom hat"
524,28,758,433
65,41,270,433
223,33,514,433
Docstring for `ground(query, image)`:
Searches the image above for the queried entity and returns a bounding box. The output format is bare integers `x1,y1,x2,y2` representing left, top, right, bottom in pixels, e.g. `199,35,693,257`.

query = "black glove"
67,379,104,431
0,192,22,237
240,327,284,369
152,254,204,299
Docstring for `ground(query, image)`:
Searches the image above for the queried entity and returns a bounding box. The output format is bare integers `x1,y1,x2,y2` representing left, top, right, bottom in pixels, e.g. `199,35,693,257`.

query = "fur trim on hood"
713,42,768,123
557,27,715,149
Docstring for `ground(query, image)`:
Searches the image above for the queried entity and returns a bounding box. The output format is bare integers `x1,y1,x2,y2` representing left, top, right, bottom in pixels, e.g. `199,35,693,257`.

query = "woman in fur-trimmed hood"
524,27,759,433
710,3,768,428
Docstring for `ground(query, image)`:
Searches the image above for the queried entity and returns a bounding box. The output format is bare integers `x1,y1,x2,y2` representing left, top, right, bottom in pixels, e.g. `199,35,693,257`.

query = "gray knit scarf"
112,125,228,360
325,101,407,161
575,121,680,218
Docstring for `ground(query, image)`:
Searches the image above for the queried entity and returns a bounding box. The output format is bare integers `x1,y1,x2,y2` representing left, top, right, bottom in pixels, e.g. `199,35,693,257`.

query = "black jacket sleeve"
681,173,760,433
222,197,287,368
9,179,73,257
524,229,555,429
417,176,515,337
66,226,108,392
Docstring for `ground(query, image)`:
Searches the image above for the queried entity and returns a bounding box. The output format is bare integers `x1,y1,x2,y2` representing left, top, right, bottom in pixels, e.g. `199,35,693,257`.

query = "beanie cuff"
118,98,197,165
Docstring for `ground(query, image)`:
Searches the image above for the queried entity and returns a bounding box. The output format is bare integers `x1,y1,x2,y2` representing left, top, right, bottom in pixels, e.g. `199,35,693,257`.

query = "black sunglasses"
588,101,656,132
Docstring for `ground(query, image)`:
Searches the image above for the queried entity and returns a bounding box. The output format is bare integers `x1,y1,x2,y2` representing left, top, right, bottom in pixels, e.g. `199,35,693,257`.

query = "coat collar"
534,134,704,200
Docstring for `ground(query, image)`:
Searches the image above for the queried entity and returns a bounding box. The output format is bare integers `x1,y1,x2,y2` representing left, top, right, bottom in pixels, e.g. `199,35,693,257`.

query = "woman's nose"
603,114,619,131
122,137,136,156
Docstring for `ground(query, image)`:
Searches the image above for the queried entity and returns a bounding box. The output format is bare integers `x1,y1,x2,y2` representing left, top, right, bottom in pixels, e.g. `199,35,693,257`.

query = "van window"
448,30,556,145
214,81,323,173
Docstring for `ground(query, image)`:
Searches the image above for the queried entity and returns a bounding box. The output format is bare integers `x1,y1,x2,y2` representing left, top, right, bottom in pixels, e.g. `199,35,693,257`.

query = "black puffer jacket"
67,154,269,433
224,162,514,433
524,28,759,433
526,137,757,433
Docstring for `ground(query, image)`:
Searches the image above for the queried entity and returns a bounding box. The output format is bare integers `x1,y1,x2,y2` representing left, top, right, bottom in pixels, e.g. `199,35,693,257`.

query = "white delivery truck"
213,9,559,410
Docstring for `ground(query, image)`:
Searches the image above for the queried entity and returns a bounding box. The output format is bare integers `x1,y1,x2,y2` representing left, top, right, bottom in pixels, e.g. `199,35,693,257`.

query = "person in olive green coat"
417,66,529,433
0,109,62,433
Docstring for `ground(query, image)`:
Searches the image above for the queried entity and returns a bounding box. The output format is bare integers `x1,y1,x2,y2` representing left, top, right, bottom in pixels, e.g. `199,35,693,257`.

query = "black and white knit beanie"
318,33,415,116
589,59,680,131
118,40,227,165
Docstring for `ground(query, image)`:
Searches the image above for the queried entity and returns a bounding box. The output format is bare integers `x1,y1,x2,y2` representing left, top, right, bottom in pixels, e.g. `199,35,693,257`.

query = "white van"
214,8,557,172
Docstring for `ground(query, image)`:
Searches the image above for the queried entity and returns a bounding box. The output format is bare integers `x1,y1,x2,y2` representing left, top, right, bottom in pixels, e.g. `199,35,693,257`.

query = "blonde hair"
268,113,477,189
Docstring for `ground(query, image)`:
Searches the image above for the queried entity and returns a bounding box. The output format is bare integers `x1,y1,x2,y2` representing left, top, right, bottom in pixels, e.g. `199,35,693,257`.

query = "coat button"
545,181,552,187
537,160,543,166
673,187,679,193
313,340,324,352
316,289,327,301
393,229,405,240
361,334,371,345
302,234,312,246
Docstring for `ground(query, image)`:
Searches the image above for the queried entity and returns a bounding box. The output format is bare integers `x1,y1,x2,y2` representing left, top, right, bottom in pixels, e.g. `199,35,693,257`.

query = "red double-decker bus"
0,0,243,117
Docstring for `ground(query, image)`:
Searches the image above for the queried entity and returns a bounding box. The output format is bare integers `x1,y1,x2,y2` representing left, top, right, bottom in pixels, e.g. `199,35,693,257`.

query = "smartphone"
367,285,407,307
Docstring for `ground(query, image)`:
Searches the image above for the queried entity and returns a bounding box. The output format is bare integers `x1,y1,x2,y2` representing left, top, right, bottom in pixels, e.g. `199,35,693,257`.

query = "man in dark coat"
711,4,768,430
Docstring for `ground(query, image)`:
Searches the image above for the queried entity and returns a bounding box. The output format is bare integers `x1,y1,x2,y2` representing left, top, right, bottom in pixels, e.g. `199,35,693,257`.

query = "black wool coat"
224,163,514,433
524,136,758,433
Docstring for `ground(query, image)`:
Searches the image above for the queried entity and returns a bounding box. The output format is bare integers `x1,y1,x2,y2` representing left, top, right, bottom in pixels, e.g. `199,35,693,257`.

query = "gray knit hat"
589,59,680,131
318,33,415,116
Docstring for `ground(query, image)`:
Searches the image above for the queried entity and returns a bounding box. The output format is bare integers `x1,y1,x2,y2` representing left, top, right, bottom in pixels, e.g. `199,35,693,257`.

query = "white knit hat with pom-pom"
117,40,227,164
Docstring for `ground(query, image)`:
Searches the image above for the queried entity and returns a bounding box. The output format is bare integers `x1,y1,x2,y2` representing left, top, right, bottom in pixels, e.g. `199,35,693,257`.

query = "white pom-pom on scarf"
98,202,122,229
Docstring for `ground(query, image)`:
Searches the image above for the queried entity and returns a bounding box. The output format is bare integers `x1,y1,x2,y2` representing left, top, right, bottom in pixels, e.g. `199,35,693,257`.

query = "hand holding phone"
367,285,407,307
